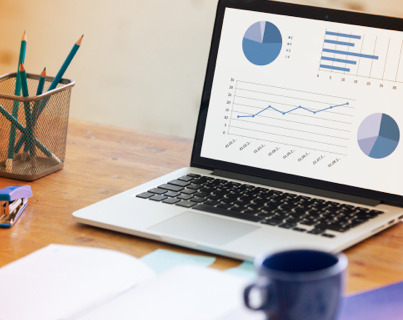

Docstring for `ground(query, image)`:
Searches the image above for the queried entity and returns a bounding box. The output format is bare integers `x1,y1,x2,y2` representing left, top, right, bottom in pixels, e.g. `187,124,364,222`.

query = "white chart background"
201,8,403,196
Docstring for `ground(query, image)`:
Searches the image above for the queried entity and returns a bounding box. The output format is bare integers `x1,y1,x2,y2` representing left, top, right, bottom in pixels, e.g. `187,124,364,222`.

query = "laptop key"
293,227,307,232
159,184,183,192
148,188,167,195
220,198,236,203
217,203,233,209
178,175,194,182
207,194,223,200
212,189,228,195
231,206,247,212
322,234,336,238
208,180,222,186
150,195,168,201
261,219,283,226
162,198,181,204
258,213,276,219
187,184,204,190
278,222,297,229
243,209,261,215
176,201,197,208
178,194,193,200
204,200,220,206
165,191,180,197
192,178,209,184
315,224,350,233
308,228,326,235
136,192,154,199
194,191,209,197
286,218,303,224
168,180,190,187
181,189,197,195
248,203,265,210
192,204,265,222
348,219,368,228
187,173,201,178
191,197,206,203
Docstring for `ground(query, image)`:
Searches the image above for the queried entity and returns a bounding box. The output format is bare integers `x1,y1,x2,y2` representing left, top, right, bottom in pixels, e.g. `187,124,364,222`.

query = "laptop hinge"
212,169,381,207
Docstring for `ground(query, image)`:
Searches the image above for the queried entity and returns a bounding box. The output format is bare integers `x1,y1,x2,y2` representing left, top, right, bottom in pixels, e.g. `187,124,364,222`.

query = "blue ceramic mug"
244,249,348,320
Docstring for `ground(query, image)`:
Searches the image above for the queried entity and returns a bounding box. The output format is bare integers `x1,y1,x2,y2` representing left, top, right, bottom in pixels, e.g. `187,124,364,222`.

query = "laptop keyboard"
136,174,384,238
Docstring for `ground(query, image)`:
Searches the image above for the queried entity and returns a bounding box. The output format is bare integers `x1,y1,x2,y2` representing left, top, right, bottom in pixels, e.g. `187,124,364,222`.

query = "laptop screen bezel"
190,0,403,206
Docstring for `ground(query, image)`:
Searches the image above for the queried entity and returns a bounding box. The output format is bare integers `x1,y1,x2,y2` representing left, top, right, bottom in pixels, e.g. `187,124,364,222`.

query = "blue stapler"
0,186,33,228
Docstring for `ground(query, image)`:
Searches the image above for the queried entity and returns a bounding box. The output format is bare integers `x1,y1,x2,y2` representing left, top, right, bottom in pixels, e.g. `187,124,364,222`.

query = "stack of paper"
0,245,261,320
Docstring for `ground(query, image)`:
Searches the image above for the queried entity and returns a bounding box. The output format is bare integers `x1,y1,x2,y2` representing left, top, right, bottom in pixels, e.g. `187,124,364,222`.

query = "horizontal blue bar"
322,48,379,60
326,31,361,39
321,56,357,65
324,39,354,47
320,64,350,72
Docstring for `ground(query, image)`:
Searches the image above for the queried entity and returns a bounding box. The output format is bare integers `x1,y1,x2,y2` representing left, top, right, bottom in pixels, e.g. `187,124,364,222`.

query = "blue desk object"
224,261,257,281
140,249,216,274
0,186,32,228
339,280,403,320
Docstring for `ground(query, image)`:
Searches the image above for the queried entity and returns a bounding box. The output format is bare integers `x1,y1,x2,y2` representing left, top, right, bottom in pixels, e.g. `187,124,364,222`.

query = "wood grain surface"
1,118,402,294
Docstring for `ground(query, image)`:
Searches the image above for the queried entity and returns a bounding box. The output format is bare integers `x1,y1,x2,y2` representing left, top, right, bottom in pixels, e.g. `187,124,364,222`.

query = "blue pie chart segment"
357,113,400,159
242,21,282,66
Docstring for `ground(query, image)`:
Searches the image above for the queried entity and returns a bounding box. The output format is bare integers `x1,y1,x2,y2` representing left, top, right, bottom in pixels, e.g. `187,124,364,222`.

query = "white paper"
77,265,254,320
0,244,155,320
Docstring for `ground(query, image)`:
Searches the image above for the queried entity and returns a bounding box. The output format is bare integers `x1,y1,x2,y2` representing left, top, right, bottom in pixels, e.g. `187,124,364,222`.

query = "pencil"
36,67,46,96
0,105,61,162
19,62,35,158
48,35,83,91
33,67,46,124
14,67,47,154
6,31,27,171
36,35,83,119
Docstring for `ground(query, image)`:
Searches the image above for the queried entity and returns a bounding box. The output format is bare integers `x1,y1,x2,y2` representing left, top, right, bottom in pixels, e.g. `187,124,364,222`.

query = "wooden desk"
1,118,403,294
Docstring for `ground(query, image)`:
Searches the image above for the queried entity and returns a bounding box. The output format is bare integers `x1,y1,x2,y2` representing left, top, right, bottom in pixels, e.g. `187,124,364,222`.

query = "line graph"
228,81,355,156
237,102,349,118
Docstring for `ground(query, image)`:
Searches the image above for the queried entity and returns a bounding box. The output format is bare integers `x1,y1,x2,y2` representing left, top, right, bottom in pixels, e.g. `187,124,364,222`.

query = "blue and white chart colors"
201,8,403,197
357,113,400,159
242,21,282,66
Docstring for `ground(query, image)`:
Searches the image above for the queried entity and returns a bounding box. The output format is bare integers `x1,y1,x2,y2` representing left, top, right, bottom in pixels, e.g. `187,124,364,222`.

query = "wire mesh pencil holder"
0,72,74,181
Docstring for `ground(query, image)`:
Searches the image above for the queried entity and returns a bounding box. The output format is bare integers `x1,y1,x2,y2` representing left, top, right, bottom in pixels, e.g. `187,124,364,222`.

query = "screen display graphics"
201,8,403,196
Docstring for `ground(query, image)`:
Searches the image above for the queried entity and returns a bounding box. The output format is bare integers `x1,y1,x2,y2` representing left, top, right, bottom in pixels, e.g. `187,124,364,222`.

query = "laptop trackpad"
148,211,260,246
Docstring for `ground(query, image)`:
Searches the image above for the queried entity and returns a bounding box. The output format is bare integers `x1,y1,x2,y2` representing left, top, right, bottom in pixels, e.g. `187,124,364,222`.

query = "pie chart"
357,113,400,159
242,21,282,66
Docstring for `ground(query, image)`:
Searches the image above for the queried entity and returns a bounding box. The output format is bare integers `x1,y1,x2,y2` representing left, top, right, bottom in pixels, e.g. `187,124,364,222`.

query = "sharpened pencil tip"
22,30,27,42
41,67,47,78
19,62,25,72
76,35,84,46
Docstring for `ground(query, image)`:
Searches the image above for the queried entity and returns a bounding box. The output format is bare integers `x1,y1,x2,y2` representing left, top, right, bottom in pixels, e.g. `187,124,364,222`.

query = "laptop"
73,0,403,261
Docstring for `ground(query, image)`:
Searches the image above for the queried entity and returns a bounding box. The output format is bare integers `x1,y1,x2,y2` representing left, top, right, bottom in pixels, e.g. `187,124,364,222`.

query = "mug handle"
243,281,271,311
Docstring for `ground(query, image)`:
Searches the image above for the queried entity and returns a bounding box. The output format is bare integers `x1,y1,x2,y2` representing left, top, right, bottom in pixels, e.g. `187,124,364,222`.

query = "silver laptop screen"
201,8,403,197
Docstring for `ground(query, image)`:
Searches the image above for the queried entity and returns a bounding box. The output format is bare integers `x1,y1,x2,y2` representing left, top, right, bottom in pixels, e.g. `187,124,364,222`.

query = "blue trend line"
236,102,349,118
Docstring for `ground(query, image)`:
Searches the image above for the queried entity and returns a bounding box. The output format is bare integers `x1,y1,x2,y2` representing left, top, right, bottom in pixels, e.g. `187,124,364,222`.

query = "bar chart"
320,30,403,82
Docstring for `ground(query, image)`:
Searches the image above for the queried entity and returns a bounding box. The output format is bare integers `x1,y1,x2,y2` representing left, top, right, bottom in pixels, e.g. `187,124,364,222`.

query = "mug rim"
254,249,348,282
